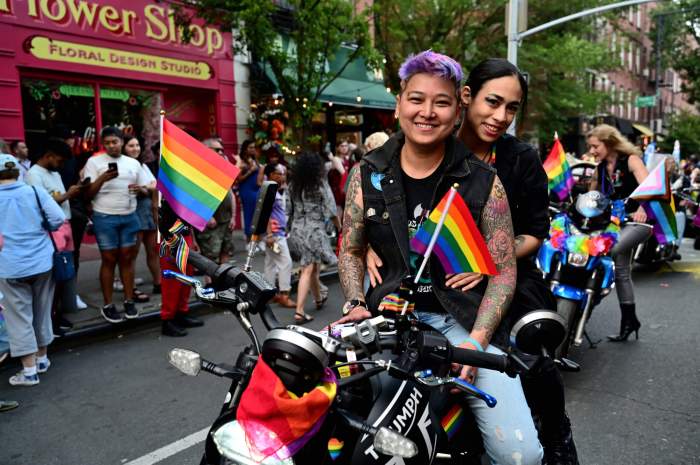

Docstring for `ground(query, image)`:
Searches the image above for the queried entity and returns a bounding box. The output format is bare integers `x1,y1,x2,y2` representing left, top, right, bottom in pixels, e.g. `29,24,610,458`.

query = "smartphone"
107,162,118,175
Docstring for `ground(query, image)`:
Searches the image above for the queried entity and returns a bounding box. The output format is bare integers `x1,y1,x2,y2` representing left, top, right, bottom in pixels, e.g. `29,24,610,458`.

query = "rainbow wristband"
462,337,484,352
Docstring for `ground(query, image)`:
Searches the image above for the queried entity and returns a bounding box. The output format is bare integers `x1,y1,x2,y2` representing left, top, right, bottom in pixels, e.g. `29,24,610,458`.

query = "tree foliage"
374,0,618,142
659,111,700,156
178,0,379,144
653,0,700,108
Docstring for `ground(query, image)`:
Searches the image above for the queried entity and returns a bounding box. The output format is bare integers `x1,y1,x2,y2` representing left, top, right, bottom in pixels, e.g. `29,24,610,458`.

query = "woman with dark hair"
587,124,652,342
459,58,577,465
286,151,341,323
237,140,262,241
122,135,160,298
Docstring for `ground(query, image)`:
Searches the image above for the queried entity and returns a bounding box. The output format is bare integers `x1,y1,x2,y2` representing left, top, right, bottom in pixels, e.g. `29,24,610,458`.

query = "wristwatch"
342,299,367,316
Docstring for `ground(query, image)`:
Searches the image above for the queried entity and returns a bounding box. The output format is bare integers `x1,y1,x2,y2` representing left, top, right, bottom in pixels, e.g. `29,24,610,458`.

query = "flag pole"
401,185,459,316
157,110,165,245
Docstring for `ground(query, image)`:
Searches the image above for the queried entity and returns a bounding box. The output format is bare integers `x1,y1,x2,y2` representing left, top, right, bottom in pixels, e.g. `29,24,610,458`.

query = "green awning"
262,46,396,110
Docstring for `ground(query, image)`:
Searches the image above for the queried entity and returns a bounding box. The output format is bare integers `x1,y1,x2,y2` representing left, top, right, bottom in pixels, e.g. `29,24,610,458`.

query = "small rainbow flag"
410,187,497,276
630,162,677,244
441,404,465,440
328,438,344,460
158,117,240,231
543,135,574,201
380,291,415,313
158,220,190,273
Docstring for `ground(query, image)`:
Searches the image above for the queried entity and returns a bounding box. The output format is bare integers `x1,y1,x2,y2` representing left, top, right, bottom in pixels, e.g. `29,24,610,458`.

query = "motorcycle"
634,187,700,268
164,251,569,465
536,190,620,360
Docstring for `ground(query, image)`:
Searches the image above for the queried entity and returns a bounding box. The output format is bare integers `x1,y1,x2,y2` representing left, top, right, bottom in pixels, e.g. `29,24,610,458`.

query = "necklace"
476,146,496,166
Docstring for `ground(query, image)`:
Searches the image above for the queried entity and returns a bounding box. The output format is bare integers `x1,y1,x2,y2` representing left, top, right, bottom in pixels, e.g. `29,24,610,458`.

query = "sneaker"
75,294,88,310
123,300,139,319
37,359,51,374
101,304,124,323
113,279,124,291
9,372,39,386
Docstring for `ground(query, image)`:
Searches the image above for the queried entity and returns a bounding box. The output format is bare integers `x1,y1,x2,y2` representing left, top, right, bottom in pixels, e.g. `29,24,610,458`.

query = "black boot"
175,314,204,328
162,320,188,337
608,303,641,342
542,414,580,465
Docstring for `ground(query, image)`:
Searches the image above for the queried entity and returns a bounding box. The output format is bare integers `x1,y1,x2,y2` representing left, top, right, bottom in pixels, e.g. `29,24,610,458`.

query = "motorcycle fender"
536,241,558,274
599,256,615,290
351,373,442,465
585,256,598,271
551,284,586,302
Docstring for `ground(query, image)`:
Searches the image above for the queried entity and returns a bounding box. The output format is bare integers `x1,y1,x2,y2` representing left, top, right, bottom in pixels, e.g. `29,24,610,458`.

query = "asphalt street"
1,241,698,465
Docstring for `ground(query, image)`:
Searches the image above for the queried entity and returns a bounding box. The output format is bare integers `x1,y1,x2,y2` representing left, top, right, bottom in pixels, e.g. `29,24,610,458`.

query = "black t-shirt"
402,162,446,313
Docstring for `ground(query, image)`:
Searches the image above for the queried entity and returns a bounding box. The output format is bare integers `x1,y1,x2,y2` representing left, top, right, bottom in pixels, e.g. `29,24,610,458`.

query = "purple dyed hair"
398,50,464,91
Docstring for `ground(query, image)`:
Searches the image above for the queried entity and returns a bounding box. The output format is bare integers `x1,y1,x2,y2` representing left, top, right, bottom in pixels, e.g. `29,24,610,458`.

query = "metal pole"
655,14,664,133
507,0,520,68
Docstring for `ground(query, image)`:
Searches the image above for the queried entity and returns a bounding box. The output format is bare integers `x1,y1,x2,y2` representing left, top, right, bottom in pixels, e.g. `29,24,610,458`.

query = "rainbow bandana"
379,286,415,313
237,357,337,461
158,220,190,273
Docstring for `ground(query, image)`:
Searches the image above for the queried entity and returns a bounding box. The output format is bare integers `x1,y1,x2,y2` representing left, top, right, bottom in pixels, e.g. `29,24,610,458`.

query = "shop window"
21,79,97,158
100,87,161,163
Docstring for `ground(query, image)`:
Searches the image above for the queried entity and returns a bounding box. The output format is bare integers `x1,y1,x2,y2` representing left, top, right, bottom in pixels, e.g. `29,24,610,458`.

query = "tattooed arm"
471,177,517,348
336,165,372,322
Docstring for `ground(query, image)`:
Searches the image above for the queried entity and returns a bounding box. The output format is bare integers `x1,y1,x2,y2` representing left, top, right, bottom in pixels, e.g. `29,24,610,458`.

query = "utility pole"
505,0,658,134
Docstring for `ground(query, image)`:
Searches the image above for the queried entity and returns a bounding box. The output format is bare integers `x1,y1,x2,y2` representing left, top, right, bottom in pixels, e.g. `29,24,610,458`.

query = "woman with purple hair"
337,50,543,465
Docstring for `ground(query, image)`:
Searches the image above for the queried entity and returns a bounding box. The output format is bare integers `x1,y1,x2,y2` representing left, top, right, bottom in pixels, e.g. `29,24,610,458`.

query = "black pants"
70,207,89,273
510,265,567,435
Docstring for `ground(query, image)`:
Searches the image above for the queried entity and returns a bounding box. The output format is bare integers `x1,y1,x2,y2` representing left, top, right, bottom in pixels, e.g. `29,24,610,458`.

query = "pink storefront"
0,0,237,161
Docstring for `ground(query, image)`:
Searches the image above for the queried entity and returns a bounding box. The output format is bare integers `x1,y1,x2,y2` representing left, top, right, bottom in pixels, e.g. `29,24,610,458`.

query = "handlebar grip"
450,346,509,373
187,251,220,278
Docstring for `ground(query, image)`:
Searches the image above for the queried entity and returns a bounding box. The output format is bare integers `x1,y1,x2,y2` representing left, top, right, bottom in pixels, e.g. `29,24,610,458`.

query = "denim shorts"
135,197,156,231
92,212,140,250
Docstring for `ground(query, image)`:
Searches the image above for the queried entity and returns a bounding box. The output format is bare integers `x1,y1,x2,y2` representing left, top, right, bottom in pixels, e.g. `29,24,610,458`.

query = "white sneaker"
113,279,124,291
37,359,51,373
9,371,39,386
75,295,88,310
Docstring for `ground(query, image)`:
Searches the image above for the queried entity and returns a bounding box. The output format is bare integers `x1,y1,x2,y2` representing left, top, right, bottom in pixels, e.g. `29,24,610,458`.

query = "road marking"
122,427,208,465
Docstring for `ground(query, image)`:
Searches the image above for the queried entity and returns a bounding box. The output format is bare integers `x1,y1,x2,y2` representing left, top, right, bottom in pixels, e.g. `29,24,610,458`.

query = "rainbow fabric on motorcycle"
237,356,337,461
410,188,498,275
380,286,415,313
441,404,465,440
629,161,677,244
328,438,344,460
549,215,620,256
543,136,575,201
158,220,189,273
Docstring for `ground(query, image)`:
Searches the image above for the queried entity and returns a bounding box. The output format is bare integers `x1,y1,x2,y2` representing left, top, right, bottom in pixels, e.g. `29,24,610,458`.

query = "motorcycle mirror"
373,427,418,458
213,420,294,465
168,348,202,377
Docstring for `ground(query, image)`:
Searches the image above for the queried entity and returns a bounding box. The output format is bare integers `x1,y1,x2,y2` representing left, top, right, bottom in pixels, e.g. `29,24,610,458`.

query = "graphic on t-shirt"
408,202,432,295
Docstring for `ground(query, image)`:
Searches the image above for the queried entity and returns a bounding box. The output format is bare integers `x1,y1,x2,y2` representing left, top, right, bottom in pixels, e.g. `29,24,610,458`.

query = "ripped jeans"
415,311,543,465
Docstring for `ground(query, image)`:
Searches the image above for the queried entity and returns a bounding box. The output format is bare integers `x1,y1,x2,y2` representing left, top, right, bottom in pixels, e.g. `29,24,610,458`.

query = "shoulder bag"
31,186,76,282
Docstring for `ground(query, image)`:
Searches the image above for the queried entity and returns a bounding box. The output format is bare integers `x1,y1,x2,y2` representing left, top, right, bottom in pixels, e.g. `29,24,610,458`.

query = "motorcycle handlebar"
449,346,509,373
187,251,235,285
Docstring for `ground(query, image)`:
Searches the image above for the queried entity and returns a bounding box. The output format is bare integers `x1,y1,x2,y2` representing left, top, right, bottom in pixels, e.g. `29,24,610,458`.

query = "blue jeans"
414,311,543,465
92,212,140,250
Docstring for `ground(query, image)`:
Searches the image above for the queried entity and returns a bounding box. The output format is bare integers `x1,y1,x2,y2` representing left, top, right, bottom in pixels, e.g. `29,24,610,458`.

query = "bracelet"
462,337,484,352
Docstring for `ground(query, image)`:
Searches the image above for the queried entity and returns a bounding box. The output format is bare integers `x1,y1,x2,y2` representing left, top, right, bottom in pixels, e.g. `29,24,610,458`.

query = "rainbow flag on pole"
629,161,677,244
410,187,498,276
158,116,240,231
543,134,574,201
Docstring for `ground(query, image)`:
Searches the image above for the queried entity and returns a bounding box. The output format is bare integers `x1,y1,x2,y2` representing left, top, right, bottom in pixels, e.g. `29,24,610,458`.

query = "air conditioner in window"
642,68,649,77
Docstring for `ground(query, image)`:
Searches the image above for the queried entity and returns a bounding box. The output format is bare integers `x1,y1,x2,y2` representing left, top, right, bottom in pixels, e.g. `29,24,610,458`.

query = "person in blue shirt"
0,153,65,386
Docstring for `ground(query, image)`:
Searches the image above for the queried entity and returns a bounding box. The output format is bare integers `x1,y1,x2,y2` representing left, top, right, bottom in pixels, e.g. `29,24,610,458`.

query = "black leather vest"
361,133,498,337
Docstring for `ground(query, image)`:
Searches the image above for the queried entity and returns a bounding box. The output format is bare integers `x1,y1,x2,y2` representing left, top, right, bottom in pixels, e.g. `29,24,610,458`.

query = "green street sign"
635,95,656,108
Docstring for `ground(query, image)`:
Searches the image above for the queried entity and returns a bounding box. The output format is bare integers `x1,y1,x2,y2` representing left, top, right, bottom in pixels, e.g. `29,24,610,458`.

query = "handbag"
31,187,76,282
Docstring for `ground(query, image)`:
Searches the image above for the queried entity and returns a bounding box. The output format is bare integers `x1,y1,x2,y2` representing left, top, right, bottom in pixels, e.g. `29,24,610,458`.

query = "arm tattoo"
472,178,517,343
338,165,367,302
514,235,526,249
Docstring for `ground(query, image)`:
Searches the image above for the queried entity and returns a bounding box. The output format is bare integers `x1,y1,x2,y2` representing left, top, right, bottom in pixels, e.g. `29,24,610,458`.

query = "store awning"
262,46,396,110
632,123,654,137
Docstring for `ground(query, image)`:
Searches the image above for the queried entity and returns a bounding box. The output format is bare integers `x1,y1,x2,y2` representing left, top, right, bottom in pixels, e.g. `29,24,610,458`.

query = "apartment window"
627,88,633,119
636,45,641,74
611,31,617,53
619,37,625,66
634,98,639,121
611,83,617,115
628,41,634,71
636,6,641,29
628,6,634,23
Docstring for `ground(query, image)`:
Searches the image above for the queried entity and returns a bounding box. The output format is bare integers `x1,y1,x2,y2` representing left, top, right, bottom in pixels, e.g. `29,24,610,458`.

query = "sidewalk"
63,230,338,337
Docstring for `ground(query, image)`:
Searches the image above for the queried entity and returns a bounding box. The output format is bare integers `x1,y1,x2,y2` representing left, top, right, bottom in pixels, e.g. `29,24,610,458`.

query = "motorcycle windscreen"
350,372,443,465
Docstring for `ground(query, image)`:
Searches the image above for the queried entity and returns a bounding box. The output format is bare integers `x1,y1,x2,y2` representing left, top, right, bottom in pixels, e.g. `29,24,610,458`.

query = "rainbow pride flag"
543,135,574,201
630,162,677,244
441,404,465,440
410,187,498,275
158,117,240,231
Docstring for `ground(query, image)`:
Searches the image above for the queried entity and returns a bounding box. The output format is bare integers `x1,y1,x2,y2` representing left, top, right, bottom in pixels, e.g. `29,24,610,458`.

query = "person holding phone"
82,126,150,324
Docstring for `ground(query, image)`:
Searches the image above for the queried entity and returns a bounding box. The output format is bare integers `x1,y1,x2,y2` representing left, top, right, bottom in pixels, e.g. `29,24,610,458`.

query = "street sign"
635,95,656,108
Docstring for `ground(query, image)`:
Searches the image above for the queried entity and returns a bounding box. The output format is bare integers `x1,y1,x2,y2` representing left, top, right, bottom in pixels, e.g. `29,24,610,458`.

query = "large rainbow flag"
543,135,574,201
158,117,240,231
410,187,498,275
629,161,677,244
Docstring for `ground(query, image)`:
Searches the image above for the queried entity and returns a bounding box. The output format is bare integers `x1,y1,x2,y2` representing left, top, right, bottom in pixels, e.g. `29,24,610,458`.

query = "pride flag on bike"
629,161,677,244
410,186,497,276
157,115,240,231
543,134,575,201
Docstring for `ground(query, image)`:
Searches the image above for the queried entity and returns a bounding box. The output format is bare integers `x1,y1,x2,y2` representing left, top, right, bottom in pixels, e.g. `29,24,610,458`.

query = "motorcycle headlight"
568,252,589,267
